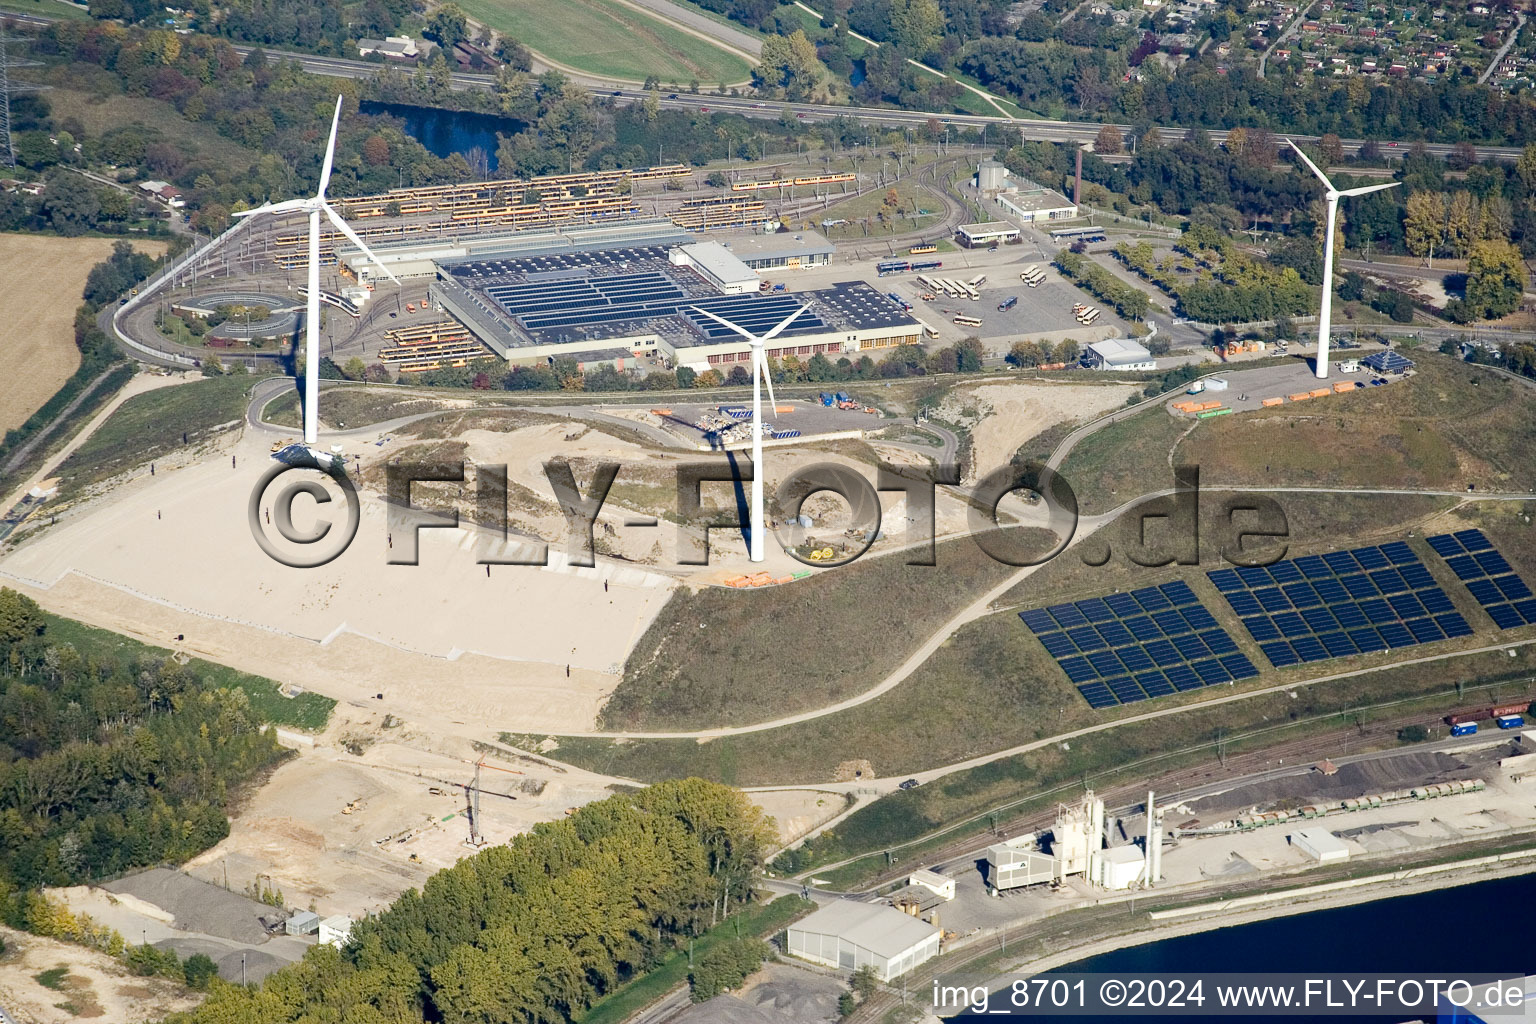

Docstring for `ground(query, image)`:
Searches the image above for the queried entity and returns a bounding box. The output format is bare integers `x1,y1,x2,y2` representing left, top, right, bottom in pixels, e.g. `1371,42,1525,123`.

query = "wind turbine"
1288,140,1399,379
236,95,400,466
689,305,808,562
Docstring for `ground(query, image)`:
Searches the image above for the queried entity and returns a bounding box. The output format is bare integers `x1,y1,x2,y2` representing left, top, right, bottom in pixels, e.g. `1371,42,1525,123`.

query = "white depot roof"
1292,827,1350,855
791,900,939,957
959,221,1019,235
1089,338,1153,363
678,241,758,287
1099,844,1145,865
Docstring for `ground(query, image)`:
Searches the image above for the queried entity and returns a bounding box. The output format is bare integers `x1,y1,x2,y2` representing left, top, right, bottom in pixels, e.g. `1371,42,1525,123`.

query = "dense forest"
165,778,776,1024
0,589,287,899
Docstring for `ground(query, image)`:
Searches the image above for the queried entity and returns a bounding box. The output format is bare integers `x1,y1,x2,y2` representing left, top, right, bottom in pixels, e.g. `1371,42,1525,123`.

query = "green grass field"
1056,401,1193,515
0,0,88,19
41,613,335,730
455,0,754,84
55,374,264,500
261,386,448,430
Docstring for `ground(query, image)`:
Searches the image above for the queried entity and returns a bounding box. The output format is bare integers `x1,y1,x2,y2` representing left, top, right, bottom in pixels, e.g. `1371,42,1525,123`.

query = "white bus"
963,284,980,301
953,315,984,328
968,274,987,288
1020,266,1045,287
1076,307,1100,325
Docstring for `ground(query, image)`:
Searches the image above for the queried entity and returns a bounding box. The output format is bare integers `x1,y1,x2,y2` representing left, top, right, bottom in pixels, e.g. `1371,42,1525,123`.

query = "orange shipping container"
1261,397,1285,407
1332,381,1356,393
1200,400,1222,410
1289,392,1312,402
1309,387,1331,398
651,408,673,415
775,405,795,413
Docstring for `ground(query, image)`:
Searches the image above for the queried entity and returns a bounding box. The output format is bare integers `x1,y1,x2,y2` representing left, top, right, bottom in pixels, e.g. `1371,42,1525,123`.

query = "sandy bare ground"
944,381,1139,476
0,234,168,433
748,789,851,845
0,925,199,1024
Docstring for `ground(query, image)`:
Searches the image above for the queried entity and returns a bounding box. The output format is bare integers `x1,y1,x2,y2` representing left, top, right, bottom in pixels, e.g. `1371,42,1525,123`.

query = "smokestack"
1074,146,1084,207
1145,791,1156,887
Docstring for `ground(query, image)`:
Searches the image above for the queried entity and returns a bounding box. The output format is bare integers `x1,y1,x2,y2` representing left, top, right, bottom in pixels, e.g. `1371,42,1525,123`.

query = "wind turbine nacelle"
272,442,344,473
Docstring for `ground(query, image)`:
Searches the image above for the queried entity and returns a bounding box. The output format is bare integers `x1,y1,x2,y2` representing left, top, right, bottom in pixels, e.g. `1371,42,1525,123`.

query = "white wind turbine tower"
1288,139,1399,379
236,95,399,463
689,305,807,562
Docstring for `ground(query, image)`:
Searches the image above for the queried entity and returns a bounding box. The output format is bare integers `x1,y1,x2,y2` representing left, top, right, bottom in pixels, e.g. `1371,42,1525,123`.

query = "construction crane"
463,759,524,847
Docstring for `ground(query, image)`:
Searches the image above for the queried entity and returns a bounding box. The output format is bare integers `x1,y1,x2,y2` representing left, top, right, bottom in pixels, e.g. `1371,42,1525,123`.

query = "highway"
4,10,1523,164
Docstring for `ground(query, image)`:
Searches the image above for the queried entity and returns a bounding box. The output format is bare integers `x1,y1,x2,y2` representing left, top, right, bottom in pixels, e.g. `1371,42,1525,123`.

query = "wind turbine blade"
323,204,400,284
1286,139,1332,188
757,345,778,412
233,198,308,218
761,305,808,341
318,95,344,199
1340,181,1401,197
688,305,757,342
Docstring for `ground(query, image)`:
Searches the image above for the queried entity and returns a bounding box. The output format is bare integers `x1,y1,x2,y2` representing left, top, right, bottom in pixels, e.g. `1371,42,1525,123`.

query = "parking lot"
883,267,1127,353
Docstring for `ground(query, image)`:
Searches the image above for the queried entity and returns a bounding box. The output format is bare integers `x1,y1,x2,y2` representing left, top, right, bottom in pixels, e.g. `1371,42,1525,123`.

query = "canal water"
952,872,1536,1022
360,100,526,172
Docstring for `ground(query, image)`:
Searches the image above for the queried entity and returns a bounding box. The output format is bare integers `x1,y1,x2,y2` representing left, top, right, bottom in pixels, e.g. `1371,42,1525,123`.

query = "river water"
360,100,526,172
952,872,1536,1022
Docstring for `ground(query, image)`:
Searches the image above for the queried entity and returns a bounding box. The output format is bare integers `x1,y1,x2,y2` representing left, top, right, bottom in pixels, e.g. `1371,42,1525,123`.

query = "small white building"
357,35,419,59
1205,376,1229,391
318,915,353,947
786,901,941,981
1090,845,1146,890
1085,338,1156,371
957,221,1020,247
986,842,1057,891
1291,827,1350,863
285,910,320,936
668,242,760,294
997,188,1079,224
908,869,956,901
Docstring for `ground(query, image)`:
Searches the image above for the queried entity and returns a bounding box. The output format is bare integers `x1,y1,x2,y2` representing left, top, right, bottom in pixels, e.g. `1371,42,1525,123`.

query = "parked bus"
968,274,987,288
1076,307,1100,325
877,260,910,276
998,296,1018,312
911,260,943,271
1020,266,1045,286
885,291,913,312
962,284,980,301
1050,226,1108,244
953,315,984,328
909,244,938,255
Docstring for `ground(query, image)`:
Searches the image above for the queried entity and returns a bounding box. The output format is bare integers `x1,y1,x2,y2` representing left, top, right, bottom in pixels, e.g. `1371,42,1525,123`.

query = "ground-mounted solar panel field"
1426,528,1536,630
1208,541,1472,669
1018,581,1258,710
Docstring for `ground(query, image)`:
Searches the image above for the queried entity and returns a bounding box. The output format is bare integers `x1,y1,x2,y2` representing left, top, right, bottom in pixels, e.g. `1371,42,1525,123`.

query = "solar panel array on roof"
1019,583,1256,710
1425,529,1536,630
1209,542,1470,669
1362,350,1415,374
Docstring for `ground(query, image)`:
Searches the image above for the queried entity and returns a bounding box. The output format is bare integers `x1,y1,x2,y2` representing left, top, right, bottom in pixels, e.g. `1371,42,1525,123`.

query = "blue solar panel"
1319,632,1358,658
1087,650,1126,676
1132,587,1173,612
1399,564,1436,588
1040,633,1077,657
1256,588,1293,613
1455,529,1492,551
1118,647,1156,672
1067,625,1105,652
1406,617,1444,643
1145,640,1183,667
1208,568,1244,592
1388,593,1427,619
1226,592,1263,616
1301,607,1340,632
1466,579,1503,604
1236,565,1272,587
1282,582,1322,608
1476,551,1514,577
1313,578,1349,603
1138,671,1177,697
1381,540,1417,565
1172,634,1211,660
1274,612,1310,638
1105,593,1143,617
1165,664,1203,691
1426,534,1463,557
1061,657,1099,682
1194,659,1230,685
1107,676,1148,703
1160,580,1199,606
1370,569,1408,594
1517,600,1536,625
1360,599,1396,625
1124,615,1163,641
1296,555,1333,579
1268,561,1304,584
1378,622,1416,648
1078,684,1118,709
1019,609,1056,633
1076,597,1115,622
1436,612,1473,637
1221,653,1260,679
1292,636,1330,662
1324,551,1359,573
1200,629,1240,655
1244,616,1281,640
1097,621,1136,648
1446,555,1484,580
1342,574,1380,599
1183,606,1219,631
1048,603,1089,628
1488,603,1524,630
1352,546,1390,570
1494,575,1533,600
1261,641,1299,666
1331,604,1369,628
1152,610,1192,635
